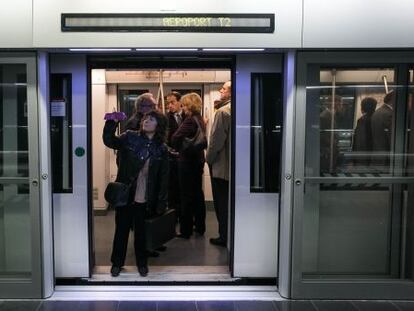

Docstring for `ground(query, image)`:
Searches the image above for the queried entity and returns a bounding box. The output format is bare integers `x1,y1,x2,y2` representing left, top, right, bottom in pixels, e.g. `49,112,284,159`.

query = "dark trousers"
111,202,147,267
178,161,206,236
168,156,181,218
211,177,229,242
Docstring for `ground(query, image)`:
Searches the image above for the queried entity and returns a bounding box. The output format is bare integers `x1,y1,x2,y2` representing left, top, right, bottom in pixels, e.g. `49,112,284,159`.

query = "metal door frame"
290,51,414,299
0,53,43,298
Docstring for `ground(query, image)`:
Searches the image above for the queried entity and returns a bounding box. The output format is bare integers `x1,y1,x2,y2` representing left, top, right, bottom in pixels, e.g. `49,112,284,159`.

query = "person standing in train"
371,90,394,171
206,81,231,247
171,93,207,239
124,93,157,131
352,97,377,167
319,95,344,173
103,110,169,278
166,92,185,219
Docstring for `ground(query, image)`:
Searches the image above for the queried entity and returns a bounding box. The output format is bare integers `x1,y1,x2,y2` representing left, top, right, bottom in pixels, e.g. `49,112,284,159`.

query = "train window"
118,89,149,133
50,74,73,193
250,73,283,193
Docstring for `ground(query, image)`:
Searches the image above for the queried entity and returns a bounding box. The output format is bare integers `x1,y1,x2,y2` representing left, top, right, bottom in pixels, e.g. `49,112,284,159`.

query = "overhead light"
202,48,265,51
69,48,132,51
135,48,198,51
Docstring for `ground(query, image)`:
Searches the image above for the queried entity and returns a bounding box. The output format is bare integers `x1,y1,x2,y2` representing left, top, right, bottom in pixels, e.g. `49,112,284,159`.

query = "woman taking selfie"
103,109,168,277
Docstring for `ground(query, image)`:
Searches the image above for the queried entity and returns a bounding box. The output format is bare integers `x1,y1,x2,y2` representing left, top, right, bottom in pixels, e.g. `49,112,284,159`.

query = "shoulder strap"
192,116,204,133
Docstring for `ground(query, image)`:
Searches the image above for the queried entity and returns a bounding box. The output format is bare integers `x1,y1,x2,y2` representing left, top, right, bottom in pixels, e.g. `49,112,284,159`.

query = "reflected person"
371,90,394,170
320,95,345,173
352,97,377,167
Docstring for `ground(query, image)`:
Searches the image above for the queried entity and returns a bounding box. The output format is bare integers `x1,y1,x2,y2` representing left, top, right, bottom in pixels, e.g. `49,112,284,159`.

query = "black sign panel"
61,13,274,33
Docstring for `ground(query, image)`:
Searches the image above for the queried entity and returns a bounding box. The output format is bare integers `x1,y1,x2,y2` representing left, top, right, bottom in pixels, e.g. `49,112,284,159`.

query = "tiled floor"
1,300,414,311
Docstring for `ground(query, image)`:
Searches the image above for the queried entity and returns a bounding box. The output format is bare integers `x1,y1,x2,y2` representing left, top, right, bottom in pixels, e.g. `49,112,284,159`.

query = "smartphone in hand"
104,111,127,121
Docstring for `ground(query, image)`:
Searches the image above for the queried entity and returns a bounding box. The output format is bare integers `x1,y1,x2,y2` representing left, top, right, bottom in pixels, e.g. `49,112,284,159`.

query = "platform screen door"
291,52,414,299
0,55,42,298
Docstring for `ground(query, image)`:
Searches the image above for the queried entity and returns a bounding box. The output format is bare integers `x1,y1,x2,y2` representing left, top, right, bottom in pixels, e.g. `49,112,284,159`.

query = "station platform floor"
1,300,414,311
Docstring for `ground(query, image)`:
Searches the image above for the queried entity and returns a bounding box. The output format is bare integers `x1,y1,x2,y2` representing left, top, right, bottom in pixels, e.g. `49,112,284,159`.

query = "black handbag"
104,182,131,208
181,117,207,153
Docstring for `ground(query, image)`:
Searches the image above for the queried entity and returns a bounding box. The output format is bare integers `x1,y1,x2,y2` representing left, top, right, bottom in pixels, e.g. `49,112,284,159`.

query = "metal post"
329,69,336,172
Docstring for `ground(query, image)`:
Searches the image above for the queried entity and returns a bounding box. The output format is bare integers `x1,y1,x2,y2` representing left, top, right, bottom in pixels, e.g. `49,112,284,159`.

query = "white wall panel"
33,0,302,48
303,0,414,48
0,0,32,48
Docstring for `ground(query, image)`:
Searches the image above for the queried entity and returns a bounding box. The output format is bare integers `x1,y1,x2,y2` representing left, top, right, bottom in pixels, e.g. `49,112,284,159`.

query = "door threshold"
91,265,233,283
51,285,281,301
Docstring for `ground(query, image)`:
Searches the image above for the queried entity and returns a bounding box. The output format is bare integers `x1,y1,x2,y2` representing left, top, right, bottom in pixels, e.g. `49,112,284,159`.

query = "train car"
0,0,414,301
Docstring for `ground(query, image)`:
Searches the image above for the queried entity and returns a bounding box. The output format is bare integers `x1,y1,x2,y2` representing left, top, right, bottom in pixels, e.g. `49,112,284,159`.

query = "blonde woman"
171,93,207,239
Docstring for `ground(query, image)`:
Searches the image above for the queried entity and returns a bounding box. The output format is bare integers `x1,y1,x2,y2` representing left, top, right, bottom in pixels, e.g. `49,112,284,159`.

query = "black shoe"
138,265,148,277
176,234,191,239
110,266,121,277
209,237,226,247
156,245,167,252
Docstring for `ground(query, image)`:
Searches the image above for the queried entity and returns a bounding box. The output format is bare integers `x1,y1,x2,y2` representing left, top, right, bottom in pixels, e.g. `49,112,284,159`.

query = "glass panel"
302,184,396,278
0,64,31,279
305,68,402,177
0,182,31,279
301,66,414,281
250,73,283,192
0,64,28,178
50,74,73,192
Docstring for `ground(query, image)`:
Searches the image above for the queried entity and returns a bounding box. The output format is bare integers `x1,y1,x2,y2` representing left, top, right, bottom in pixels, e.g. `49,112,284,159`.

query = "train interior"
90,67,232,281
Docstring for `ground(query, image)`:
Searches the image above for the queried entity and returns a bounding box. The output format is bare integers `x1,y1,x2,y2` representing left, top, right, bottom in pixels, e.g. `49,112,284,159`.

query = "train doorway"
91,64,232,282
50,53,283,284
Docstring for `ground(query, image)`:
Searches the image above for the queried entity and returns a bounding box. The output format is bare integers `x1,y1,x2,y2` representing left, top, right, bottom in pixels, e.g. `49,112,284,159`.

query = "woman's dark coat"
103,120,169,215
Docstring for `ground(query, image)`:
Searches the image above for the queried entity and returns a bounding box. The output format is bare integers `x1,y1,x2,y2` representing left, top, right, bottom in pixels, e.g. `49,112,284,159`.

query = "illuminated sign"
61,14,274,33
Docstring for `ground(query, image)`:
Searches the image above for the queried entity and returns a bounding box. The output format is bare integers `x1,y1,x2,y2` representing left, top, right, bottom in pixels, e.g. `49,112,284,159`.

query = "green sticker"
75,147,85,157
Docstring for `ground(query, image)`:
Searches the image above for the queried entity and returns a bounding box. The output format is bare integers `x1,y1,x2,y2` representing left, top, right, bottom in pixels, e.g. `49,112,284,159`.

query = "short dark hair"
361,97,377,114
167,91,182,101
140,110,167,143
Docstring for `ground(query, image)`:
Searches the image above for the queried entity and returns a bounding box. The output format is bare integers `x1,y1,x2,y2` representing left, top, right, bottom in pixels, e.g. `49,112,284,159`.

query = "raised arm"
102,120,126,150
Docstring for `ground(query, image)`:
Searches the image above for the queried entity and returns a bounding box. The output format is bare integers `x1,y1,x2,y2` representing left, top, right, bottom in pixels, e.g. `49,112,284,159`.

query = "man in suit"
166,92,185,218
371,90,395,171
206,81,231,247
352,97,377,167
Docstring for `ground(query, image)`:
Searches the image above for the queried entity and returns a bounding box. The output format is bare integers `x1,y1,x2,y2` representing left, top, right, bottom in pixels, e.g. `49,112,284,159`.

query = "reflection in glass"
305,68,401,176
302,183,399,278
0,65,28,178
0,64,31,279
301,66,414,281
0,183,31,279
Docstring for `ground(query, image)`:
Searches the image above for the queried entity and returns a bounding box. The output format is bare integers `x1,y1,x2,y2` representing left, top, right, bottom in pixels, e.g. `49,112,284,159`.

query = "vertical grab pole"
382,75,389,94
329,69,337,172
156,69,165,114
